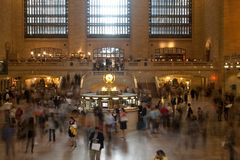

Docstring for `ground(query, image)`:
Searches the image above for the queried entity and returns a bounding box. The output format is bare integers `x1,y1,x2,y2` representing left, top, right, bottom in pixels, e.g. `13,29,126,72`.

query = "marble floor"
0,97,239,160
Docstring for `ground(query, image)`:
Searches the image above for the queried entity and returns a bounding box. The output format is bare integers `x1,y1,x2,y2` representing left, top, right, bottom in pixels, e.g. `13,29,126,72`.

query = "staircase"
138,82,158,98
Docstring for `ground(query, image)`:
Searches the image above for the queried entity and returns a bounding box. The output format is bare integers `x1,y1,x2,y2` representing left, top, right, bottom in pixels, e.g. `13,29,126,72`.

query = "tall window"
87,0,131,38
24,0,68,38
149,0,192,38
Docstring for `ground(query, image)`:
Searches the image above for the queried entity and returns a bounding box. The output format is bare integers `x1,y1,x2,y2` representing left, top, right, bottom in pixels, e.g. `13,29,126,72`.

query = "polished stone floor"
0,97,239,160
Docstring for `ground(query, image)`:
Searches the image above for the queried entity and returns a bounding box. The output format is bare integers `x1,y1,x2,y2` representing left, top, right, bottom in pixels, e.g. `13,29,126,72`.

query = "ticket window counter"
101,101,109,108
82,98,98,111
111,97,120,108
122,98,137,107
81,93,139,110
101,99,120,109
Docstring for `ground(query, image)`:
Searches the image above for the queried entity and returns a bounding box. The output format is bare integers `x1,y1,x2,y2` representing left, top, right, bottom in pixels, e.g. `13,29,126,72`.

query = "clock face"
104,73,115,83
106,74,113,80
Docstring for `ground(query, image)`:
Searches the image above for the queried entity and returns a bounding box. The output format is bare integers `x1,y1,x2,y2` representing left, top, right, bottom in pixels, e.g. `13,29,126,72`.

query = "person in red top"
15,107,23,122
160,106,169,128
160,106,169,116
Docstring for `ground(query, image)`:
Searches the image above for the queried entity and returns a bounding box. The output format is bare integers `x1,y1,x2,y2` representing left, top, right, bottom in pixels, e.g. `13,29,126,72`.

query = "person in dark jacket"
89,126,104,160
224,122,236,160
25,117,36,153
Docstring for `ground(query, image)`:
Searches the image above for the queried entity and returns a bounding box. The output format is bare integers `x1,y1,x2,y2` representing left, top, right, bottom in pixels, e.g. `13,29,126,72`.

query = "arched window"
87,0,131,38
93,47,124,71
153,47,186,61
149,0,192,38
24,0,68,38
30,47,64,60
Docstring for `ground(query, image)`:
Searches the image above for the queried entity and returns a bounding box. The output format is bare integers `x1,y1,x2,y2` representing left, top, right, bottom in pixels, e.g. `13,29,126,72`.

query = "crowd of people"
93,58,124,72
0,85,131,160
0,83,239,160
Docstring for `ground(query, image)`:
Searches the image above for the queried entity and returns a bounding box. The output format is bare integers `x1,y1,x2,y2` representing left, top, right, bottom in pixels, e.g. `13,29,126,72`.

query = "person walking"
25,117,36,153
1,123,15,157
89,126,104,160
119,108,128,139
149,106,160,134
153,149,168,160
104,110,114,141
141,105,147,129
112,108,119,133
215,97,224,121
186,103,193,121
68,117,78,148
47,114,57,142
224,122,236,160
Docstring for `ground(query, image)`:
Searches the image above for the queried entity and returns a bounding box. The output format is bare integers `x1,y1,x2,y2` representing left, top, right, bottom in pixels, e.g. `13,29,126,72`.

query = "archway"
93,47,124,71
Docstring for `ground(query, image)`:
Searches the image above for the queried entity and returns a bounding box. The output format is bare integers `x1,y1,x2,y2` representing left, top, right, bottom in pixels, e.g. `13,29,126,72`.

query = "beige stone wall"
224,0,240,54
222,0,240,93
0,0,12,59
68,0,86,54
203,0,223,61
11,0,24,60
202,0,223,87
130,0,149,59
192,0,205,60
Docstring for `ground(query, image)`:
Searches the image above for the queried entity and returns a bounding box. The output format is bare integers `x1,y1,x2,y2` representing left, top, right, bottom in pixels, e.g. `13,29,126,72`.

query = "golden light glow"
166,76,171,81
210,74,217,81
112,97,119,100
101,86,107,91
111,87,117,91
103,73,115,84
205,39,211,50
159,42,175,48
168,42,175,48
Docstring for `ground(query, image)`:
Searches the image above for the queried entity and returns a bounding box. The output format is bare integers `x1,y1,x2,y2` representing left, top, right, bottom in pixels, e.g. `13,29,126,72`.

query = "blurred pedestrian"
153,149,168,160
188,115,200,149
25,117,36,153
104,110,114,141
47,114,57,142
89,126,104,160
68,117,78,148
1,123,15,157
119,108,128,139
224,122,236,160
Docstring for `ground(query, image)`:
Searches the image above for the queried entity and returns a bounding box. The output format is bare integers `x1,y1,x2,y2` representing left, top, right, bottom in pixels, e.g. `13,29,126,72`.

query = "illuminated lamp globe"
103,73,115,84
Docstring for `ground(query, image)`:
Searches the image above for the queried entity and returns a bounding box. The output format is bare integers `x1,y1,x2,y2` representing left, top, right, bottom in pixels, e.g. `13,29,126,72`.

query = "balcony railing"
8,58,216,74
